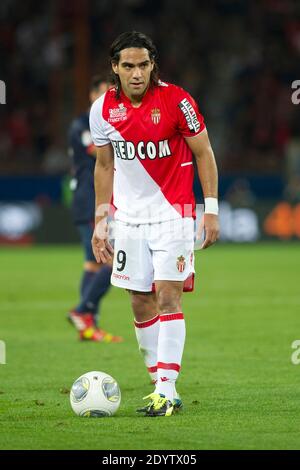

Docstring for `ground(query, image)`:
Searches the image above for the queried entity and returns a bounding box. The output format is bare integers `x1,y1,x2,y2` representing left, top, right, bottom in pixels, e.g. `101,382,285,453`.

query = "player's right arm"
92,144,114,263
174,85,219,249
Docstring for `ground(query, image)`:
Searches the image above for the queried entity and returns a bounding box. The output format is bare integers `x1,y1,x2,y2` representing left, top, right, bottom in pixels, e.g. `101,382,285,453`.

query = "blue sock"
75,265,112,316
80,270,96,299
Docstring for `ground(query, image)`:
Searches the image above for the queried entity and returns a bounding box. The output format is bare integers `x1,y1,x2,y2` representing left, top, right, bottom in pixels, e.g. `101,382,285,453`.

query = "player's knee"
156,290,181,314
130,292,156,320
130,294,144,316
131,293,147,312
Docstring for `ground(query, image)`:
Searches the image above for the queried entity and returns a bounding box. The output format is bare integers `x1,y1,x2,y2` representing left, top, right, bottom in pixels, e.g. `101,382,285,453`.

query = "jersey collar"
120,86,154,108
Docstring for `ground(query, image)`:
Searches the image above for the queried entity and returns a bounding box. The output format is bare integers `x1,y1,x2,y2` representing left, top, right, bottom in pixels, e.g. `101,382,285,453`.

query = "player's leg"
68,223,98,328
111,221,160,381
130,290,159,383
75,262,112,321
132,281,184,416
78,223,111,315
141,218,193,416
154,280,185,408
69,223,122,342
75,262,123,341
112,220,186,415
131,287,184,403
79,260,99,299
140,282,186,417
75,222,102,304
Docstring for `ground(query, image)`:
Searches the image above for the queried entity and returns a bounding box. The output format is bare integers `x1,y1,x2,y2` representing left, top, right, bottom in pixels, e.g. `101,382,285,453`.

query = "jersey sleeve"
89,94,110,146
174,87,206,137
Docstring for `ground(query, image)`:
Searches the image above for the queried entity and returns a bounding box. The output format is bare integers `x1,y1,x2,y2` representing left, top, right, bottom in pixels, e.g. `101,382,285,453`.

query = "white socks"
134,312,186,402
155,313,185,401
134,315,159,382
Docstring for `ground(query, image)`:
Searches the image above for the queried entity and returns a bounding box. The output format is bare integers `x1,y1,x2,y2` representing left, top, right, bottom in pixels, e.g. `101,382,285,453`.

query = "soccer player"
90,32,219,416
68,76,123,343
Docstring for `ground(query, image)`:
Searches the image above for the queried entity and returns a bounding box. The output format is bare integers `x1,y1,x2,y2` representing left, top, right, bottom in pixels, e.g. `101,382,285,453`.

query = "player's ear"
112,63,118,75
150,61,154,71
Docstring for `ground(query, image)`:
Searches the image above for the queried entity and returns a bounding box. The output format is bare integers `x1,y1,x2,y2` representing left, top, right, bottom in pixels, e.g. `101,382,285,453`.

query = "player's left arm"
185,129,220,249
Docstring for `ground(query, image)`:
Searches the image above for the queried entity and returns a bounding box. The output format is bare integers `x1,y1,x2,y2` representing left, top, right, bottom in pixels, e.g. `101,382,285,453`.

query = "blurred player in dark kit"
68,76,123,343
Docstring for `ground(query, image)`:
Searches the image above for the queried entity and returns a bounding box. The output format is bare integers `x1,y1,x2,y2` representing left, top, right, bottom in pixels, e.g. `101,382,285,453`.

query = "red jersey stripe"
147,366,157,373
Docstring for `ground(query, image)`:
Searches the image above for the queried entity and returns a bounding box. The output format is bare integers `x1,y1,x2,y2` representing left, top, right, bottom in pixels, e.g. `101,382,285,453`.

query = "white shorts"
111,218,195,292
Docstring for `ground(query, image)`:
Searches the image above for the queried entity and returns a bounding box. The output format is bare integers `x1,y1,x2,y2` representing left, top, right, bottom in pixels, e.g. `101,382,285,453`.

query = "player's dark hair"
109,31,159,99
89,75,112,92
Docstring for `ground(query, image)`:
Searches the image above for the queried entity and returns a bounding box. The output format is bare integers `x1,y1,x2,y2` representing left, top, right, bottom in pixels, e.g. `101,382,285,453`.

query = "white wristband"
204,197,219,215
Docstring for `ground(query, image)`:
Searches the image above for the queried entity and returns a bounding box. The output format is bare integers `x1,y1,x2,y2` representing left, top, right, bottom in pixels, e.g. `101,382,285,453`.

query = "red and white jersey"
89,81,206,223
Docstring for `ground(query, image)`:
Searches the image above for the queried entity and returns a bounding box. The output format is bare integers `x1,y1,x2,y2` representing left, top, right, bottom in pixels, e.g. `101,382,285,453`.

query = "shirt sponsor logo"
111,139,172,161
108,103,127,123
151,108,161,124
178,98,200,133
113,272,130,281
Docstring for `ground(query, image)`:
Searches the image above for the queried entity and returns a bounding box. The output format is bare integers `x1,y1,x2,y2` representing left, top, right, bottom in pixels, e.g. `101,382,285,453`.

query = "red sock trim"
160,313,184,322
147,366,157,373
157,362,181,372
134,315,159,328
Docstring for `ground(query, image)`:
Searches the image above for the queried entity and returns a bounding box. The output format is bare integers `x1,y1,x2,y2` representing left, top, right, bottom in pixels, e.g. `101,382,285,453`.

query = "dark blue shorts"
76,223,96,262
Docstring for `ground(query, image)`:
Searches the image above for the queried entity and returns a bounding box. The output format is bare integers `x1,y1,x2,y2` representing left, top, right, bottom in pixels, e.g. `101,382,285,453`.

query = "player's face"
112,48,154,101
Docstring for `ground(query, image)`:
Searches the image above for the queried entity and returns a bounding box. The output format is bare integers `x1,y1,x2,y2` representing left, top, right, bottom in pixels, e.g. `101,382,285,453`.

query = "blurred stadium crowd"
0,0,300,184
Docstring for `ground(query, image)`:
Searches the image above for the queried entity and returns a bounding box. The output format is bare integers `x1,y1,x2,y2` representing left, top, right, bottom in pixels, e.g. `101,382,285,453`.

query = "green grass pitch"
0,242,300,450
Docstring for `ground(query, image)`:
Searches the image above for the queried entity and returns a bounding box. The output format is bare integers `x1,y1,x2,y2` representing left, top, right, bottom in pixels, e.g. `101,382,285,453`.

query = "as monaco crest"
176,255,186,273
151,108,161,124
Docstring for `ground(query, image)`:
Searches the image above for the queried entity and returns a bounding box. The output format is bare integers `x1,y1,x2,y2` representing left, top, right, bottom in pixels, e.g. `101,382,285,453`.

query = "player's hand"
197,214,220,249
92,219,114,263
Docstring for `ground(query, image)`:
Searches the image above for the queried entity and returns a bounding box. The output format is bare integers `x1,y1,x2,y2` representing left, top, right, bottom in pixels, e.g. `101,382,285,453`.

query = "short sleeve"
175,87,206,138
89,94,110,146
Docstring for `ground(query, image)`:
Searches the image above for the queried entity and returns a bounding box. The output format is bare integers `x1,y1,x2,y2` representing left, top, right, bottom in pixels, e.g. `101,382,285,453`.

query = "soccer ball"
70,371,121,417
